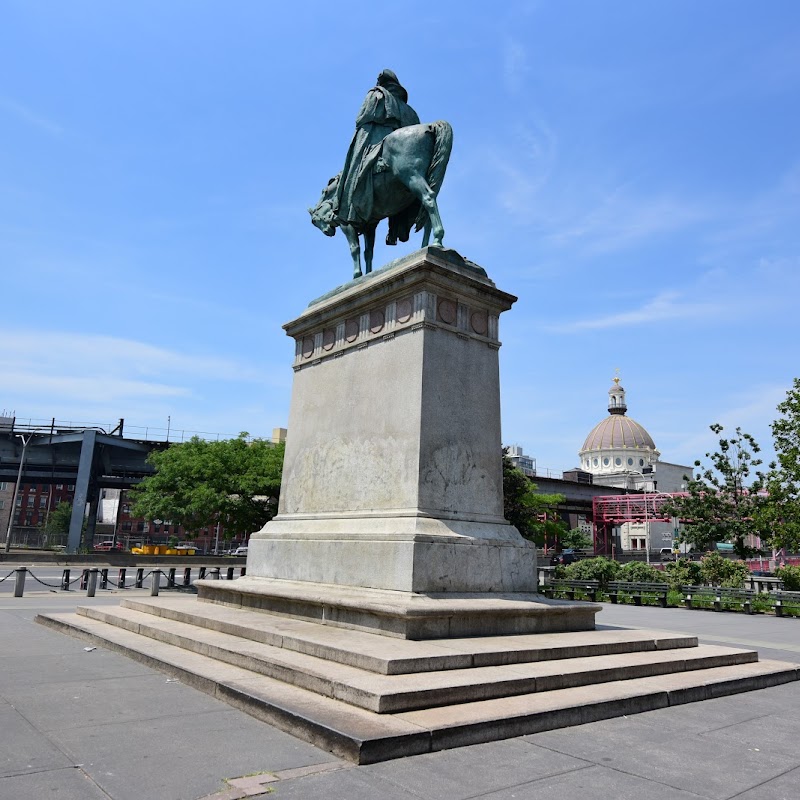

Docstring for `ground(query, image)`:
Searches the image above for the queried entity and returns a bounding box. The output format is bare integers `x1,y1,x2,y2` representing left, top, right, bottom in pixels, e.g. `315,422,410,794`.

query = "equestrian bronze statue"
309,70,453,279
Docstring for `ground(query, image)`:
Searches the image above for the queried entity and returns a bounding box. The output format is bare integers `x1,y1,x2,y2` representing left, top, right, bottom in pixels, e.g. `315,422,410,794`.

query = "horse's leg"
342,225,362,278
421,217,432,248
363,225,376,274
406,175,445,247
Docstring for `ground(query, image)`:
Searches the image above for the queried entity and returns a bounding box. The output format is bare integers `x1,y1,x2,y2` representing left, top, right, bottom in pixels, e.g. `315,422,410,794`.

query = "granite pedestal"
199,248,597,638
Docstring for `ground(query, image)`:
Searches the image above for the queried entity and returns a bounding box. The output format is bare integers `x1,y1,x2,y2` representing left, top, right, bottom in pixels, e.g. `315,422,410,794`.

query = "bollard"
100,568,109,590
198,566,207,580
86,568,99,598
61,569,71,591
167,567,177,588
226,566,234,581
118,568,126,589
240,567,246,577
151,570,161,596
14,567,27,597
80,569,89,590
209,568,220,580
182,567,192,587
135,568,144,588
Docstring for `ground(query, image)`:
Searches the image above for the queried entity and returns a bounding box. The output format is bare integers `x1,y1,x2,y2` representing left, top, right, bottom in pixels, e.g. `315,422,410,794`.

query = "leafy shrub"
775,564,800,591
664,558,703,590
618,561,666,583
699,552,749,587
563,557,621,588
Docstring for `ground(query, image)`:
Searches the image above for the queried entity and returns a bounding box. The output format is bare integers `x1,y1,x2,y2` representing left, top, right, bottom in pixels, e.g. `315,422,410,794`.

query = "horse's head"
308,174,341,237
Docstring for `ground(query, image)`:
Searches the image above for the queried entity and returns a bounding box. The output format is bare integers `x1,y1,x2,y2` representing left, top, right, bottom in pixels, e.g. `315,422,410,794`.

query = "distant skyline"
2,1,798,475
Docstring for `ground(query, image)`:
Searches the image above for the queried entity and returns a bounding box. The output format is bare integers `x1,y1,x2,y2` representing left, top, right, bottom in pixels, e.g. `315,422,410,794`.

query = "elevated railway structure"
0,417,169,553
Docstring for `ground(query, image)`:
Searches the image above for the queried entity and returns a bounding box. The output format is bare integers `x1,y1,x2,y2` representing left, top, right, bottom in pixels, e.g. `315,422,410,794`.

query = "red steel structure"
592,492,687,555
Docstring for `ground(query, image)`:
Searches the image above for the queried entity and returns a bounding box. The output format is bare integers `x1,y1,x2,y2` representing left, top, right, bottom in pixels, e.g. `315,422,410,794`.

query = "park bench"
773,590,800,617
681,585,756,614
607,581,669,608
541,579,600,602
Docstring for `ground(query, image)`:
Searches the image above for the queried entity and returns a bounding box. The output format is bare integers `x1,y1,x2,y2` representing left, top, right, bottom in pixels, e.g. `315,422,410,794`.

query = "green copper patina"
309,69,453,279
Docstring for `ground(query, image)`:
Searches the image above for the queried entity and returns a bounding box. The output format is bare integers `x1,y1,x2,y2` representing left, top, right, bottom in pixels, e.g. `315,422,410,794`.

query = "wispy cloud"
547,290,721,332
0,96,63,136
670,384,790,468
543,190,712,255
0,329,261,383
503,38,530,95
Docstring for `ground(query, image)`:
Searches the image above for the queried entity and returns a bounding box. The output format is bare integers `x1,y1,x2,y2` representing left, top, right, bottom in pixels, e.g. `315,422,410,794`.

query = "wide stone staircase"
37,596,798,764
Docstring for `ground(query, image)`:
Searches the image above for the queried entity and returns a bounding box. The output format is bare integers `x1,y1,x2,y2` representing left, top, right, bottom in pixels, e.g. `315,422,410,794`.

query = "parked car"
550,549,576,566
232,546,248,556
93,541,123,551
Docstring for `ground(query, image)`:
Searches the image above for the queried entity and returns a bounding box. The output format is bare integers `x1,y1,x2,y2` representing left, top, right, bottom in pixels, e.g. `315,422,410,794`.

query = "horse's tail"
426,120,453,195
415,120,453,231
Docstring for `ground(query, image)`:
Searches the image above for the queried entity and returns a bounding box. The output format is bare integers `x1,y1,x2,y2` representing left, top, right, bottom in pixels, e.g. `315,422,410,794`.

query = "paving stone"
470,762,713,800
0,703,74,778
526,711,794,800
50,709,329,800
0,766,113,800
362,737,589,800
732,764,800,800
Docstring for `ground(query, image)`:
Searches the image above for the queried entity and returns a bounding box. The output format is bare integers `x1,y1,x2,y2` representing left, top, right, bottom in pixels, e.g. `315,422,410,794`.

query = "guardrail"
0,565,247,598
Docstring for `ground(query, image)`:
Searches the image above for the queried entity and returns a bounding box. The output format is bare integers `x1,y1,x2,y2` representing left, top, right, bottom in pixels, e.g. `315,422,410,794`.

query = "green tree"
698,551,749,587
563,557,621,588
661,424,767,558
40,501,75,536
663,558,703,591
502,453,566,545
760,378,800,552
775,564,800,591
559,528,593,550
130,435,285,538
619,561,666,583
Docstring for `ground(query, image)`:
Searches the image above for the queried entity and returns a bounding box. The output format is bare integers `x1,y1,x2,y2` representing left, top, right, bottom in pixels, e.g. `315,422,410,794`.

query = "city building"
578,377,693,553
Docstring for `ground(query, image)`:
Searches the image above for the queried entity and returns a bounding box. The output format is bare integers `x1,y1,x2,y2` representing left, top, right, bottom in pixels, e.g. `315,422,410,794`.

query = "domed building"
578,377,693,554
578,377,659,491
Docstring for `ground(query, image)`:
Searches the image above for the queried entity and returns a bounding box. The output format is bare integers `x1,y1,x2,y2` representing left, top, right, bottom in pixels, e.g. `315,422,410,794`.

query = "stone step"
77,605,757,713
118,596,698,674
76,604,759,714
35,610,798,765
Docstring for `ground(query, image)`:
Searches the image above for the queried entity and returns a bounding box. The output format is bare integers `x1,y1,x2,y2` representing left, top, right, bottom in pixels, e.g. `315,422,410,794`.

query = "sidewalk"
2,591,799,800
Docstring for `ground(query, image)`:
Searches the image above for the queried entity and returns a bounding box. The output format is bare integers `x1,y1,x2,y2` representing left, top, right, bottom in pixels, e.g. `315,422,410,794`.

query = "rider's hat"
377,69,408,103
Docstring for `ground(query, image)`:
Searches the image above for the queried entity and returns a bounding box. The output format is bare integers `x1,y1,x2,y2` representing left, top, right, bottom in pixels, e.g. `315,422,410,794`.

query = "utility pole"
4,433,33,553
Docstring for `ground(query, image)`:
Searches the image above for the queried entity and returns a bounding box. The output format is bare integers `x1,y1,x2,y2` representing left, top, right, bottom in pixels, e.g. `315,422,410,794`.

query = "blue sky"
2,1,799,475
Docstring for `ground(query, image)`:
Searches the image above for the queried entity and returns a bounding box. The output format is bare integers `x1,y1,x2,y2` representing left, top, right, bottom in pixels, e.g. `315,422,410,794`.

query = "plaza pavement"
2,585,799,800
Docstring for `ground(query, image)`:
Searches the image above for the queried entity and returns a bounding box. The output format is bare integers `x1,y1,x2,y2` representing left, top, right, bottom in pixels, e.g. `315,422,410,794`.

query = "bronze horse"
309,120,453,279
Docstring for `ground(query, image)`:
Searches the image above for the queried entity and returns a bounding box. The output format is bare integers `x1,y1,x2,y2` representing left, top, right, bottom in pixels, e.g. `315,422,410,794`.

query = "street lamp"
627,466,654,564
4,432,33,554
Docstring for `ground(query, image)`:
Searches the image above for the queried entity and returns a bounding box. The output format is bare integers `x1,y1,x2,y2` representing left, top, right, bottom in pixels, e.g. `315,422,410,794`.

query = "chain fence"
2,565,244,597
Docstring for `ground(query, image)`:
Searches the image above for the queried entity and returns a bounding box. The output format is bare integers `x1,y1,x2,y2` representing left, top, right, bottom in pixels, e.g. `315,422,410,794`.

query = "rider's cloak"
335,78,420,229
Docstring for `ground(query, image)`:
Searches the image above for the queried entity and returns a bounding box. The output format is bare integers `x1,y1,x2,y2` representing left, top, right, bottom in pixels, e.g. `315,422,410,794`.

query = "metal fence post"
198,566,207,580
182,567,192,587
61,568,71,591
118,568,126,589
14,567,27,597
100,568,109,590
86,568,98,597
80,569,89,590
135,568,144,588
209,568,220,580
167,567,176,588
226,567,234,581
240,567,246,577
151,569,161,596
